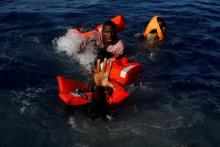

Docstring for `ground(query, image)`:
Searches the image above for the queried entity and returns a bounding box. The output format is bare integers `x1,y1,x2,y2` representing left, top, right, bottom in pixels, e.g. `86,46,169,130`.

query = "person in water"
78,20,125,58
85,58,115,119
138,16,166,53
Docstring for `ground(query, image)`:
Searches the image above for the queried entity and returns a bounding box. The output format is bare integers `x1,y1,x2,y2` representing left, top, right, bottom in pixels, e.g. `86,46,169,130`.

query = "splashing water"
53,29,97,70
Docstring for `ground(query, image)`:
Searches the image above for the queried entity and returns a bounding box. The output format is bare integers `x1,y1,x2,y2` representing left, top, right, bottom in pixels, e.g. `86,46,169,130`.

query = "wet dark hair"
102,20,116,30
93,48,113,66
157,17,166,28
147,29,159,42
149,29,157,34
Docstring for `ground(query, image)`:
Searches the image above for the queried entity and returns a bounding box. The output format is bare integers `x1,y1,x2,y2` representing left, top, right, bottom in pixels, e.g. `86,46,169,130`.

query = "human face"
147,33,159,44
102,25,115,46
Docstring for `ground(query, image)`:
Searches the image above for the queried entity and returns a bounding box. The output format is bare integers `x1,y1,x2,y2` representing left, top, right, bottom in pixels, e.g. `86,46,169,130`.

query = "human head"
102,21,117,46
146,29,159,44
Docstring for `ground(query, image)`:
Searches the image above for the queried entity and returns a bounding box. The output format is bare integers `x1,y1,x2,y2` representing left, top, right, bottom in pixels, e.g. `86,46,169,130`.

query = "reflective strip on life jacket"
71,92,81,97
120,65,135,78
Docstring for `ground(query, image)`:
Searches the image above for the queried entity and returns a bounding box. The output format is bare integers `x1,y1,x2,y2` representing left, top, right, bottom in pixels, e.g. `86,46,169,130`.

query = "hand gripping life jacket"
144,16,165,42
69,15,126,38
107,57,142,85
56,76,129,106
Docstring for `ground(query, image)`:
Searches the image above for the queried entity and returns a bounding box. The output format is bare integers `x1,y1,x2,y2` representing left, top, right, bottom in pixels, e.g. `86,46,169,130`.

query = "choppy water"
1,0,220,146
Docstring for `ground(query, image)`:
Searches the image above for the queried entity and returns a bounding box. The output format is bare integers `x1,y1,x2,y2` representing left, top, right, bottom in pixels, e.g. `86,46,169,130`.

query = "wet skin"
101,25,116,47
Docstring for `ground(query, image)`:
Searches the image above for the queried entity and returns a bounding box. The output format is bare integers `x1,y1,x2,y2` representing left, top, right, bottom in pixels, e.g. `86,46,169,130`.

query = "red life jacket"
57,76,129,106
104,57,141,85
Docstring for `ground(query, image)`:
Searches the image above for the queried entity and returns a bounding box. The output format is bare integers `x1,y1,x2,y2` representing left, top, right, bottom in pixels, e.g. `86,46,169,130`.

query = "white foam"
20,106,26,114
21,100,31,106
53,29,97,70
68,116,77,129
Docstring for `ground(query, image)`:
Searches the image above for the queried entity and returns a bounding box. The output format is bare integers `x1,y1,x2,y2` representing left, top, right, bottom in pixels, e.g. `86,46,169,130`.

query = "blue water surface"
0,0,220,147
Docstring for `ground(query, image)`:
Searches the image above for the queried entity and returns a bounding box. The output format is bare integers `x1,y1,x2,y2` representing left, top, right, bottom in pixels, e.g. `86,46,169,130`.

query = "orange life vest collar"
144,16,164,42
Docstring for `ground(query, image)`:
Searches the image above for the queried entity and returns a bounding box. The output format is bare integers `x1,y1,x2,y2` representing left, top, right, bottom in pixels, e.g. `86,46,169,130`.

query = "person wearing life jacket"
137,16,166,52
144,16,166,42
78,20,125,58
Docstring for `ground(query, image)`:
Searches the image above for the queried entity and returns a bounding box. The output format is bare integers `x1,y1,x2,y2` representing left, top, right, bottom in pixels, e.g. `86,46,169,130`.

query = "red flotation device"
69,15,126,38
107,57,142,85
56,57,141,106
57,76,92,106
57,76,129,106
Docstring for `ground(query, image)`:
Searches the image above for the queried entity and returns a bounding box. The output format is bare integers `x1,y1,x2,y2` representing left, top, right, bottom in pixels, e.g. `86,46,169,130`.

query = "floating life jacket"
107,57,142,85
57,76,129,106
57,76,92,106
69,15,126,38
144,16,165,42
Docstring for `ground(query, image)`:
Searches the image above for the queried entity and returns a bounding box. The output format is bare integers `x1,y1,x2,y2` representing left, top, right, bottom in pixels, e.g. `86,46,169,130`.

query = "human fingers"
102,58,107,72
106,60,112,76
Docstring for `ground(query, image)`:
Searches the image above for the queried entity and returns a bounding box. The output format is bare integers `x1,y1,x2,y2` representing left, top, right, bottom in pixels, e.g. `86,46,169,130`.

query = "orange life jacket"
144,16,165,42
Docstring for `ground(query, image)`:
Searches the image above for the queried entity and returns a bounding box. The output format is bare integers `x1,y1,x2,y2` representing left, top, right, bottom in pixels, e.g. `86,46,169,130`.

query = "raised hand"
93,58,114,89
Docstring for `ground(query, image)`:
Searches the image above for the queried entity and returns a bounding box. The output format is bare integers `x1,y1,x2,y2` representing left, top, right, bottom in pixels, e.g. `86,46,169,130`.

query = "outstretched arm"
92,58,114,103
